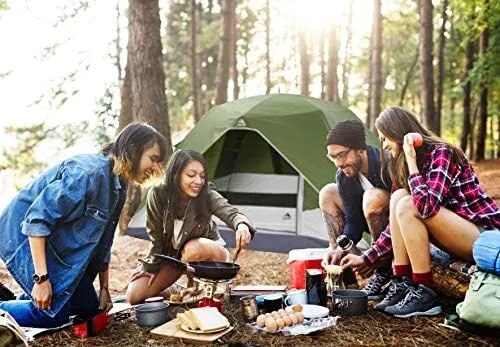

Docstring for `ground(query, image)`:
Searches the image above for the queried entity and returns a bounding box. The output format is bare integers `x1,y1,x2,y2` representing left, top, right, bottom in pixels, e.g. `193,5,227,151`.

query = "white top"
358,172,374,191
172,218,184,250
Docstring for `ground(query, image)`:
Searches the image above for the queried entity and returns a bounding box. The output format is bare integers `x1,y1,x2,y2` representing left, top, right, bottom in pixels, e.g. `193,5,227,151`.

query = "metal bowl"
331,289,368,316
135,302,170,326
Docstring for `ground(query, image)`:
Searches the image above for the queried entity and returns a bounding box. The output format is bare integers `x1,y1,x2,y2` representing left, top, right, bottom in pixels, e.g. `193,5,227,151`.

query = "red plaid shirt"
363,144,500,266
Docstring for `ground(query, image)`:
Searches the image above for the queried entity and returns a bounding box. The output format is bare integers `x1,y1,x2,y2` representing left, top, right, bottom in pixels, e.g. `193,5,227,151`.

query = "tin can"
306,269,327,306
240,295,258,322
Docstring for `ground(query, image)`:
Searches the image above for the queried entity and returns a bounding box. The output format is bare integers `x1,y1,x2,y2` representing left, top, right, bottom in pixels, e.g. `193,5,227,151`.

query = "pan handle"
154,254,187,271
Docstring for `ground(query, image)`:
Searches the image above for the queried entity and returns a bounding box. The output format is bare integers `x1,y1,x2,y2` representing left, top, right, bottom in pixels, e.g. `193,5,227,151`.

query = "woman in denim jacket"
0,123,167,328
127,149,256,304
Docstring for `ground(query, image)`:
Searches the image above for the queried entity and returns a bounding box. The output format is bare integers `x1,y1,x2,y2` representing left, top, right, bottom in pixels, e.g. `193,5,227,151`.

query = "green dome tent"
126,94,379,253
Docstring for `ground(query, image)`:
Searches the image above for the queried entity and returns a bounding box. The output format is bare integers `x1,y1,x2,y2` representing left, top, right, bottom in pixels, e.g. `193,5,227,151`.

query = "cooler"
287,248,328,289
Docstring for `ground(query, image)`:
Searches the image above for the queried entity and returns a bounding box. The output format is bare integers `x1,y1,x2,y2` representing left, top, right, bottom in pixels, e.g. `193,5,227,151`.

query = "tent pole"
296,175,304,236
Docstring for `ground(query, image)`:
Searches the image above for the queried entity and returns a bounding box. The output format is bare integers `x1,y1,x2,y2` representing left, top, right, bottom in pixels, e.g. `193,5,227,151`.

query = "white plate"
301,304,329,319
179,323,229,334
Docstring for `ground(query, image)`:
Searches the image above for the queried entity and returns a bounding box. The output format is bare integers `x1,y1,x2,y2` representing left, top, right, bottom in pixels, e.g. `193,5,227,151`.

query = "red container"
287,249,328,289
73,310,108,338
197,297,224,314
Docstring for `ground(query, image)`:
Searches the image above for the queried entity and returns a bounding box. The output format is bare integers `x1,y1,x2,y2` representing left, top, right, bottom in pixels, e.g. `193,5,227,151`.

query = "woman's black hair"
100,123,168,180
163,149,211,227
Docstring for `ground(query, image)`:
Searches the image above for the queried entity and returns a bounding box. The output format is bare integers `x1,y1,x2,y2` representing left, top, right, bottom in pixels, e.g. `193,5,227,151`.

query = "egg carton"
247,316,339,336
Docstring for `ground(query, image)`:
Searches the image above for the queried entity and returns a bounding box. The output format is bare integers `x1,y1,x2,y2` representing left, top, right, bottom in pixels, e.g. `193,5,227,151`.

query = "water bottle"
336,235,361,287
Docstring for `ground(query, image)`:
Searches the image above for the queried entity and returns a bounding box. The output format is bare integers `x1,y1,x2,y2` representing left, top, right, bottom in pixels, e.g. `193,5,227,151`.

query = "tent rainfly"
125,94,379,253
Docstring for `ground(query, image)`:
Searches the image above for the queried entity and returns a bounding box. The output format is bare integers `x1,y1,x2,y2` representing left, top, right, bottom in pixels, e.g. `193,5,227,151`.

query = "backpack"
455,230,500,329
0,310,28,347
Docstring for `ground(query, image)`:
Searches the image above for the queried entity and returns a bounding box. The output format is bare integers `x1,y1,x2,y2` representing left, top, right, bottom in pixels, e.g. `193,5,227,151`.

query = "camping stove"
193,277,233,313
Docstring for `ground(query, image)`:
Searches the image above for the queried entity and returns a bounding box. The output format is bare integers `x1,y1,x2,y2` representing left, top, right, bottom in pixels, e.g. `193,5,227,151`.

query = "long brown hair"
162,150,211,228
101,123,168,182
375,107,466,190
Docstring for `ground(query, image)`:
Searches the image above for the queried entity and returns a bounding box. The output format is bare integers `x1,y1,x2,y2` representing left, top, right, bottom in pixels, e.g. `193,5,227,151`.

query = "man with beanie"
320,119,392,298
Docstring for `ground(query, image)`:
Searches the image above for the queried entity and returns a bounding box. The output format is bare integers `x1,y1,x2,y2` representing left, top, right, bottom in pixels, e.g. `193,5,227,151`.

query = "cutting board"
151,318,233,344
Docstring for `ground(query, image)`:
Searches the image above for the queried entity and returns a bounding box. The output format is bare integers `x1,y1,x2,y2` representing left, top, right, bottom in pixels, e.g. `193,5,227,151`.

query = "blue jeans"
0,271,99,328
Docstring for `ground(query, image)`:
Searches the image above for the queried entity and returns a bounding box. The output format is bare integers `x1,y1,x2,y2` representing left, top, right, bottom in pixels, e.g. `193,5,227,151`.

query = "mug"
284,289,307,306
262,293,283,312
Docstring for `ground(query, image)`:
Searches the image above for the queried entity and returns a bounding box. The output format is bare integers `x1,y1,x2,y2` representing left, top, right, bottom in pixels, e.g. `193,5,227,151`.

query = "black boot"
0,282,16,301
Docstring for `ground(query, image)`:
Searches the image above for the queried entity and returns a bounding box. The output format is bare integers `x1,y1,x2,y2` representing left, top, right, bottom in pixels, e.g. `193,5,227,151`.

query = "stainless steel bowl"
135,302,170,326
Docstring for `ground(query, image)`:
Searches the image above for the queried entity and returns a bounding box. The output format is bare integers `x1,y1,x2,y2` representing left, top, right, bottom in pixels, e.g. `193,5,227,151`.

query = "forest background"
0,0,498,228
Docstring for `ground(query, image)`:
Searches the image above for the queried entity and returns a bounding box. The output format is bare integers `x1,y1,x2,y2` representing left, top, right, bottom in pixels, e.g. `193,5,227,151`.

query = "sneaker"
385,284,442,318
361,273,390,300
0,282,15,301
374,277,411,311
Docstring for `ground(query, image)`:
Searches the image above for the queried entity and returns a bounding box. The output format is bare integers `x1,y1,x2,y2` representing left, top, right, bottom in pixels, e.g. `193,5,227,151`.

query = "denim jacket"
0,154,124,317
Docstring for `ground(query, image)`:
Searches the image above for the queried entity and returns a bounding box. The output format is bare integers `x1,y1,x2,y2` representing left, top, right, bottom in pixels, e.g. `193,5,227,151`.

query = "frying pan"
154,254,240,281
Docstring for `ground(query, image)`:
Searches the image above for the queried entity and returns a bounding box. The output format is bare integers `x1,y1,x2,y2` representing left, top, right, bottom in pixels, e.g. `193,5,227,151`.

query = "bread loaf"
187,307,230,332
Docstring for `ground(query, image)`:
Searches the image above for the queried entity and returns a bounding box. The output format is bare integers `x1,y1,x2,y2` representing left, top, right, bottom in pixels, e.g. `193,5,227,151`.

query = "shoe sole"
393,306,442,318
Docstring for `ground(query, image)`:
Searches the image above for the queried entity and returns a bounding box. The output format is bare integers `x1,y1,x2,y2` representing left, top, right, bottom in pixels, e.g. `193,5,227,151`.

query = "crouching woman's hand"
340,254,374,278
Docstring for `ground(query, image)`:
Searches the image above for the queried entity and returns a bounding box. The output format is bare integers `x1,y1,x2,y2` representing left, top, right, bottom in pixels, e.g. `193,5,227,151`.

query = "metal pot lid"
135,302,169,312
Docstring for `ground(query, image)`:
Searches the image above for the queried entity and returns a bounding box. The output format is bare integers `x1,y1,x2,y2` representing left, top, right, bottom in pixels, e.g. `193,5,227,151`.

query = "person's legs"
180,238,229,263
68,270,100,317
319,183,345,247
389,189,412,277
127,264,183,305
362,188,390,242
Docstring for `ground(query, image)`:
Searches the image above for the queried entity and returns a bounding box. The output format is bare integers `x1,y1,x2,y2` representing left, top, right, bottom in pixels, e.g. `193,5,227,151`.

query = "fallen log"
431,262,470,299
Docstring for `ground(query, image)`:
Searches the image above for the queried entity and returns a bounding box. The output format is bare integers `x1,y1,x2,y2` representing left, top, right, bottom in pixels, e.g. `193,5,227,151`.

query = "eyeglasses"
327,148,352,162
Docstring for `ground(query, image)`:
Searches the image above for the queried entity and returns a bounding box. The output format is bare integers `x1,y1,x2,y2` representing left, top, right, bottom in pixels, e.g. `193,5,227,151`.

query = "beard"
338,153,362,177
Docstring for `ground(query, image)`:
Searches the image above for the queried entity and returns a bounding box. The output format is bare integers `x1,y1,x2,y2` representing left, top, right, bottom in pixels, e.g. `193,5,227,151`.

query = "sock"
393,264,412,278
412,272,434,288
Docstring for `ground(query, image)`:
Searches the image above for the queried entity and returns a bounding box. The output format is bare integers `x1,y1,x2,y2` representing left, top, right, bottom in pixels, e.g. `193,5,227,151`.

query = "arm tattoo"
322,210,344,247
366,207,389,242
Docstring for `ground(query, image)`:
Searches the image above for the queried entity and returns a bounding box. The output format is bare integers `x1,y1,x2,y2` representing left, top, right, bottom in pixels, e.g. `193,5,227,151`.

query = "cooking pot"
330,289,368,316
135,302,170,326
154,254,240,281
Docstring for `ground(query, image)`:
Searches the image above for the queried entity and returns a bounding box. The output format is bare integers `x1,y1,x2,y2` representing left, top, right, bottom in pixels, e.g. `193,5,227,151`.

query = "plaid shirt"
363,144,500,266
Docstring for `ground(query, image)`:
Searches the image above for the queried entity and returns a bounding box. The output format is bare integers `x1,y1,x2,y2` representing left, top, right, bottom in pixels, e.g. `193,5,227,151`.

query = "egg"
292,304,303,313
265,316,278,332
289,313,299,325
295,312,304,323
279,311,288,318
256,314,266,327
278,309,286,315
271,311,280,320
265,313,272,317
282,315,292,327
285,306,293,313
275,317,285,330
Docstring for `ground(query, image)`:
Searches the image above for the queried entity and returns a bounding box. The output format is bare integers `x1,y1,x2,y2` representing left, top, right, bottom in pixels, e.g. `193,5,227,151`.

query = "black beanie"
326,120,367,149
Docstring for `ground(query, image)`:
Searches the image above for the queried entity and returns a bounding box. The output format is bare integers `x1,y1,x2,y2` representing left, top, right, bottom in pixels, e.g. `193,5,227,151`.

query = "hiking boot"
374,277,411,311
0,282,15,301
384,284,442,318
361,273,390,300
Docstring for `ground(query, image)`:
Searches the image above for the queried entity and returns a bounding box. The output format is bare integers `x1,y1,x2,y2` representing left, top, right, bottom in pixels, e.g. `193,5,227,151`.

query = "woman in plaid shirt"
341,106,500,318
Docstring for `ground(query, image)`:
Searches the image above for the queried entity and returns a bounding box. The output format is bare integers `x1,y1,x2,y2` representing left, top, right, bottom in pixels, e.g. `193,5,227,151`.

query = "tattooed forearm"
322,210,344,247
366,207,389,242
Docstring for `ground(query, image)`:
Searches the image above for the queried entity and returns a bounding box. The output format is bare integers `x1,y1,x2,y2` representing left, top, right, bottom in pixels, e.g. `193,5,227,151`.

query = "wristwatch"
32,273,49,284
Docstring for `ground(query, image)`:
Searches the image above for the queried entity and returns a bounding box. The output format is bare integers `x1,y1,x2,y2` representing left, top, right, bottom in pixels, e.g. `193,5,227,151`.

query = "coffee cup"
284,289,307,306
262,293,283,312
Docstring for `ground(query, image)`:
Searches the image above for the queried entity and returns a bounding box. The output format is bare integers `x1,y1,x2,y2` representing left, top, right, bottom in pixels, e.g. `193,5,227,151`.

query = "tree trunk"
342,0,354,105
436,0,448,136
326,21,339,102
120,0,173,233
215,0,236,105
299,28,310,96
231,4,239,100
399,47,419,106
419,0,438,133
368,0,382,131
265,0,271,94
460,40,474,152
190,0,202,122
475,23,489,161
118,62,133,132
320,28,326,100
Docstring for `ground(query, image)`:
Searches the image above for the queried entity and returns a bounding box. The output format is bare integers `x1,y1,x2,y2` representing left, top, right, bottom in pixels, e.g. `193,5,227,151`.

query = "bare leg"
389,189,411,267
319,183,345,247
395,196,480,273
127,238,228,304
362,188,390,242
